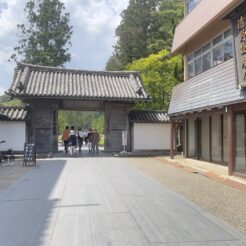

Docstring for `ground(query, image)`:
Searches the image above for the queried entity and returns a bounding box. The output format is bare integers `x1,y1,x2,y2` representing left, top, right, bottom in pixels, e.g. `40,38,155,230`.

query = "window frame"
185,0,201,15
187,29,233,79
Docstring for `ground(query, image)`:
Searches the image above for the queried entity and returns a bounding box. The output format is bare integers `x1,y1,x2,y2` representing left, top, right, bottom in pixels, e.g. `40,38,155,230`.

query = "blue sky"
0,0,129,95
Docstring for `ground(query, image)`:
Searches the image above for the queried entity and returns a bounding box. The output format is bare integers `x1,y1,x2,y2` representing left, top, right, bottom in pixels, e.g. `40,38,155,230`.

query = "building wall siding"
169,59,246,115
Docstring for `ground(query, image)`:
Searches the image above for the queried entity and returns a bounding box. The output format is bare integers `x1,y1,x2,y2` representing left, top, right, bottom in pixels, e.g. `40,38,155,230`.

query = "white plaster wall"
0,122,26,151
133,123,170,150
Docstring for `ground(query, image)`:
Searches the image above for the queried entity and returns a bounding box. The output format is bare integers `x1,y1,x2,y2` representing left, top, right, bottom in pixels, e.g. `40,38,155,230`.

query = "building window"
213,44,223,66
186,0,200,15
188,118,197,157
202,43,212,71
224,40,233,61
187,29,233,79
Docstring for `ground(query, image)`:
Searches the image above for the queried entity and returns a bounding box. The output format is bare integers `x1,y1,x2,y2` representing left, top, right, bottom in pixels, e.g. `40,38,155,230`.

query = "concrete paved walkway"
0,157,245,246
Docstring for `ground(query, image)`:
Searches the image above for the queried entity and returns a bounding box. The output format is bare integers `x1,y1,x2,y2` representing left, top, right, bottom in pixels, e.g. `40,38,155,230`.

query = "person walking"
62,126,69,154
87,128,93,152
68,126,77,157
92,129,100,154
77,127,84,154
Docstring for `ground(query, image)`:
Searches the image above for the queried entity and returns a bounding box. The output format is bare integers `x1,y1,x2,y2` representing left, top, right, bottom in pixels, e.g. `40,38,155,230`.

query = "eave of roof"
0,106,30,121
6,94,151,102
129,110,170,124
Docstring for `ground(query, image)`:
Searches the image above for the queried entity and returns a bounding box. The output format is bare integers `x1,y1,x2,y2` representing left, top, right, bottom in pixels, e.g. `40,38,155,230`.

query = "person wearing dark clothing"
87,129,93,152
77,127,84,154
68,126,76,156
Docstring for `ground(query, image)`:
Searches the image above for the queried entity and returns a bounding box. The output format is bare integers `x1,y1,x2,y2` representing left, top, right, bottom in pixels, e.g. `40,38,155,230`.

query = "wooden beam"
232,102,246,111
227,106,234,175
184,119,188,158
170,108,225,120
196,118,201,160
221,114,224,163
209,116,212,162
170,121,174,159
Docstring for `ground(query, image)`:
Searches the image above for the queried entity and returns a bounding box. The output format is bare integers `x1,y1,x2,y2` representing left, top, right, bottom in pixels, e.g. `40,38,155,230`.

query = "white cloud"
0,0,129,92
69,0,125,33
0,0,25,38
0,86,5,96
0,0,26,93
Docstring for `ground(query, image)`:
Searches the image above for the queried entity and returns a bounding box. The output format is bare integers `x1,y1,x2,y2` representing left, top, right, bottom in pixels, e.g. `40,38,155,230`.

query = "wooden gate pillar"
170,120,174,159
228,105,234,176
29,100,59,154
104,103,131,152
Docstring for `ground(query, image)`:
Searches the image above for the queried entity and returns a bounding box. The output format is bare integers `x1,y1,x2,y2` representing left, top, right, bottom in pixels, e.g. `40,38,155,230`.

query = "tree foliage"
127,50,183,110
10,0,72,67
0,95,23,106
114,0,157,66
147,0,183,53
111,0,183,67
105,55,124,71
58,111,104,135
106,0,184,110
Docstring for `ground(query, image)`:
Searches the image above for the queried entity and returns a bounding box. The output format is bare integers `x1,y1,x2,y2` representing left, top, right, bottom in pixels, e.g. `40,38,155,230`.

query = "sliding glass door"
223,115,228,163
211,115,222,162
235,114,246,175
188,119,197,157
201,116,209,160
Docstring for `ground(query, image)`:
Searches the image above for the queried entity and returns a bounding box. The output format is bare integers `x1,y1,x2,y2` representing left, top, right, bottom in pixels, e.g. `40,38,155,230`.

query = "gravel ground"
0,159,31,192
126,157,246,235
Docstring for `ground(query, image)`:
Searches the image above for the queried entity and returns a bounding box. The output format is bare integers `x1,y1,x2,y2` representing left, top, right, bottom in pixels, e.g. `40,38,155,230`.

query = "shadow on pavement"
0,159,66,245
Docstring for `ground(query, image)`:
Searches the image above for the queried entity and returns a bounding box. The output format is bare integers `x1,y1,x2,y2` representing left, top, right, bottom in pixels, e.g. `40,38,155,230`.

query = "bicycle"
0,141,15,165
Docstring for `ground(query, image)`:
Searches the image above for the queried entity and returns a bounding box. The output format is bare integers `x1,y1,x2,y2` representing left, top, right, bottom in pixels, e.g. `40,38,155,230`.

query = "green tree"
91,115,104,134
114,0,157,66
147,0,183,54
58,111,105,135
0,95,23,106
105,55,124,71
111,0,183,67
10,0,72,67
127,50,182,110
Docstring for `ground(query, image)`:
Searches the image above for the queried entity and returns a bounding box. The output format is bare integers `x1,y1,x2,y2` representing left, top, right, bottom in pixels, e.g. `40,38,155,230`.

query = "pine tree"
10,0,73,67
105,55,124,71
111,0,183,67
114,0,157,66
147,0,183,54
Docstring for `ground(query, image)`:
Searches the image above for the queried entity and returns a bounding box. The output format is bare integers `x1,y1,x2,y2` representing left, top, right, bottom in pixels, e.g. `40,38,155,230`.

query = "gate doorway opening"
7,63,149,153
58,110,105,153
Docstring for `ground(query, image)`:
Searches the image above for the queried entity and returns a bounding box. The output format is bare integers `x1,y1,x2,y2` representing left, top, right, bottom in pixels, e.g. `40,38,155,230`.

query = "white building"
0,106,30,152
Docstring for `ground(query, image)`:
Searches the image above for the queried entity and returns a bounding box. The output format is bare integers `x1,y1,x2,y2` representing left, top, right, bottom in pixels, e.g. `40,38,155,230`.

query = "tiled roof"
0,106,30,121
129,110,170,123
7,63,150,101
